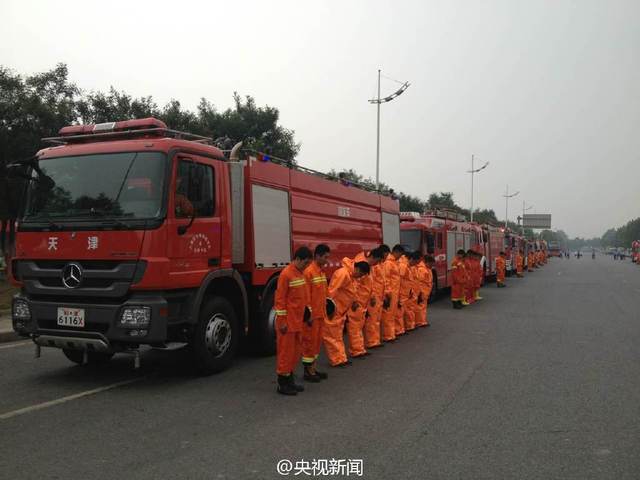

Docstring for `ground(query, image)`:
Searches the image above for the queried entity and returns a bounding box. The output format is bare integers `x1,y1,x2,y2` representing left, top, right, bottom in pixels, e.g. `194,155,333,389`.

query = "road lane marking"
0,377,146,421
0,341,31,351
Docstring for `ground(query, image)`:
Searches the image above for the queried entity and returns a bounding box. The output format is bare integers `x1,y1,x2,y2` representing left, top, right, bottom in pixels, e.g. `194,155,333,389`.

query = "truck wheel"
62,349,114,365
190,297,239,375
254,288,277,356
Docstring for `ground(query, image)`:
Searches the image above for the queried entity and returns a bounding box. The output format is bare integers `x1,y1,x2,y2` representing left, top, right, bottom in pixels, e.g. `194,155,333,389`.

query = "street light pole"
369,71,410,188
521,200,533,236
375,69,381,186
503,184,520,229
467,155,489,222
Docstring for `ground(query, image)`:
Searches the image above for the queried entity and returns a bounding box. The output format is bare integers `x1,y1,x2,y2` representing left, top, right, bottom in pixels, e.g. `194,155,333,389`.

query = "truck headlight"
119,306,151,327
12,298,31,321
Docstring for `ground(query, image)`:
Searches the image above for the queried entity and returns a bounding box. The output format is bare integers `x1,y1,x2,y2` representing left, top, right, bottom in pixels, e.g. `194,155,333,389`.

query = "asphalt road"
1,256,639,480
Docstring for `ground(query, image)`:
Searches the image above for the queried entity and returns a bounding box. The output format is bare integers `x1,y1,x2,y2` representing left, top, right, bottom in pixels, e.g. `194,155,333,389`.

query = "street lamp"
369,70,410,187
503,185,520,229
521,201,533,236
467,154,489,222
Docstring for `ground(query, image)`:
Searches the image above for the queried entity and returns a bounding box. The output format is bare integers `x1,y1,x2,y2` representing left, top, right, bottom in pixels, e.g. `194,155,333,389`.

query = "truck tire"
254,288,277,356
190,296,239,375
62,349,114,365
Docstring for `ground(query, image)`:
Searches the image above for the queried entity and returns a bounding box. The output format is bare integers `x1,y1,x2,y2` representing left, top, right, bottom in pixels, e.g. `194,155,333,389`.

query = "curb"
0,330,20,344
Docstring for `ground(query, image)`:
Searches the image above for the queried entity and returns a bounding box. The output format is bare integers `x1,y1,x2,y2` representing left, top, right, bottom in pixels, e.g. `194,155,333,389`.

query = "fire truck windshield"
400,230,422,252
23,152,167,223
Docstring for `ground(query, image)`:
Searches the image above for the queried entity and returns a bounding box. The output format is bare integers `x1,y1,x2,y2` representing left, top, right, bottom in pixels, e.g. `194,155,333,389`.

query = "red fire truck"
7,118,400,373
503,229,520,276
482,225,505,278
399,210,485,300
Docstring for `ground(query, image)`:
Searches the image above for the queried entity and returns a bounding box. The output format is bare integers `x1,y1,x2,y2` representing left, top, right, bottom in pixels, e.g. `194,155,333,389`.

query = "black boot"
453,300,463,309
277,375,297,396
312,361,328,380
289,374,305,392
303,364,321,383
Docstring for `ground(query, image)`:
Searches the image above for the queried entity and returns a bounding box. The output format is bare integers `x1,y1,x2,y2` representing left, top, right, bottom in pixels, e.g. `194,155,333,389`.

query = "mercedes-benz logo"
62,263,83,289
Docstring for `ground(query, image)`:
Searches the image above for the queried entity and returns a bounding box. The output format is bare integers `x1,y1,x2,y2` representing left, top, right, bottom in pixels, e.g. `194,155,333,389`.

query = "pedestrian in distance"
451,249,469,309
496,251,507,288
301,244,331,383
275,246,313,396
324,259,371,367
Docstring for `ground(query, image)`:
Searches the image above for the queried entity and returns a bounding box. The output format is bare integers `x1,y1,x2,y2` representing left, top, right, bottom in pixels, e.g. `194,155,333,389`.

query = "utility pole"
503,185,519,229
369,70,410,188
467,155,489,222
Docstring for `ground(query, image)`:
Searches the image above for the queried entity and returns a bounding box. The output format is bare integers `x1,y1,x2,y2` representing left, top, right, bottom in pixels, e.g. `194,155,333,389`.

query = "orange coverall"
348,254,371,357
471,256,483,299
324,258,356,365
274,263,310,375
464,257,476,304
527,251,535,270
451,256,467,302
357,253,384,348
404,264,419,331
516,253,524,276
302,260,327,364
496,256,506,283
395,256,413,335
381,255,400,341
412,261,431,327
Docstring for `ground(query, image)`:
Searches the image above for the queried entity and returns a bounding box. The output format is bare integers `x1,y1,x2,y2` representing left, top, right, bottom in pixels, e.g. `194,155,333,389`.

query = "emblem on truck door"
62,263,83,289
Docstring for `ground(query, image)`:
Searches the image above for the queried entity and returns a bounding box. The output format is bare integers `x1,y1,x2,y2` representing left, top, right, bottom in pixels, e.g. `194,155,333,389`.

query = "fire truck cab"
400,210,485,299
8,118,400,373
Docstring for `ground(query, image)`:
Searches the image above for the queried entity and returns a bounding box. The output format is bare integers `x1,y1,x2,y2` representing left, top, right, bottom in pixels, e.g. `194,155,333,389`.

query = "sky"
1,0,638,238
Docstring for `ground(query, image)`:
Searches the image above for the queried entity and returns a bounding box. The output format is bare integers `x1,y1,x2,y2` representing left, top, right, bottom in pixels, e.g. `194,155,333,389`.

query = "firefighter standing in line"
302,244,331,383
451,249,468,309
395,251,413,335
381,245,404,342
408,251,427,328
324,259,371,367
516,249,524,278
274,247,313,396
470,251,483,301
350,248,384,358
496,251,507,287
365,244,389,349
527,248,535,271
403,252,421,332
417,255,435,327
464,249,477,304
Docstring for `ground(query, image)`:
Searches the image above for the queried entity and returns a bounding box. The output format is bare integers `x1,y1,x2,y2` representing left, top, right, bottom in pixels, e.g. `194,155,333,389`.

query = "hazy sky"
2,0,638,237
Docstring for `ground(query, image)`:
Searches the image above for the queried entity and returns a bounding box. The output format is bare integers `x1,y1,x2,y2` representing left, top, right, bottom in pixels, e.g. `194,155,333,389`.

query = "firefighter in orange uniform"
516,249,524,278
403,252,421,331
470,251,483,300
410,252,428,328
395,251,414,335
361,247,388,349
381,244,404,342
324,259,371,367
496,251,507,287
451,249,468,309
464,249,477,304
527,249,535,271
351,248,384,357
274,247,313,396
416,255,435,327
302,244,331,383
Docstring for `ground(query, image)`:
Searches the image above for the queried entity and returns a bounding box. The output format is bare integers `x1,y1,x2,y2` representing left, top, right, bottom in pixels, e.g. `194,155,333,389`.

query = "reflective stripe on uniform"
312,276,327,284
289,279,306,287
274,309,288,315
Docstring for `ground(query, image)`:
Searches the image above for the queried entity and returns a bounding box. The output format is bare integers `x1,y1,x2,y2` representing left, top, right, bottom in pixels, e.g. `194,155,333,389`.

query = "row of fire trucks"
3,116,550,373
399,210,547,299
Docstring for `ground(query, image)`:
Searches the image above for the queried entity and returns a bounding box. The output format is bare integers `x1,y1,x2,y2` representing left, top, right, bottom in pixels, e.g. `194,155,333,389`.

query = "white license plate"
57,307,85,328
